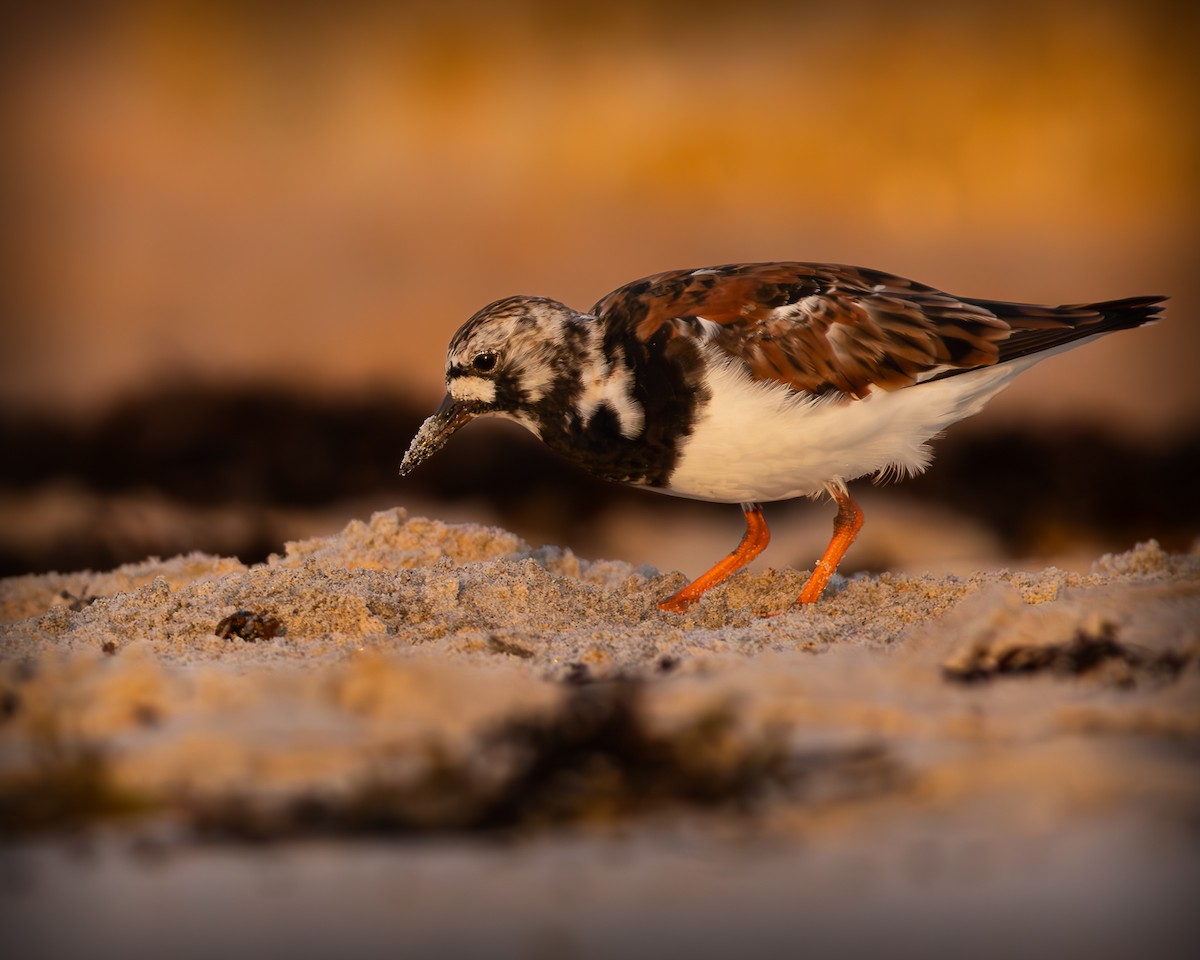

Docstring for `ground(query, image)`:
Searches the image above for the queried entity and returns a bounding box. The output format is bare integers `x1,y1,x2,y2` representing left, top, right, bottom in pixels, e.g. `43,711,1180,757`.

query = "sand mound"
2,507,1196,832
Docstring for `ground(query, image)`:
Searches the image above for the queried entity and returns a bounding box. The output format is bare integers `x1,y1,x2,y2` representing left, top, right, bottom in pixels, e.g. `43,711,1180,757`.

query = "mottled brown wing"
591,262,1162,399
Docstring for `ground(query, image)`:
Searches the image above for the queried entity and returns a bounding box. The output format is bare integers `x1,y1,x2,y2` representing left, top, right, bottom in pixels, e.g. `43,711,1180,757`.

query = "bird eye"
472,352,497,372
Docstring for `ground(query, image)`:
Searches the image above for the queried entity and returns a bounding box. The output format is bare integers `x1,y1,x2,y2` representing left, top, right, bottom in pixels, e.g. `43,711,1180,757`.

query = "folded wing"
592,262,1164,400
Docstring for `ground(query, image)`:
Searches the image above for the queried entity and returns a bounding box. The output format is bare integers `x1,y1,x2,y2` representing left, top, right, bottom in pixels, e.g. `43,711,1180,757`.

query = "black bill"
399,395,477,476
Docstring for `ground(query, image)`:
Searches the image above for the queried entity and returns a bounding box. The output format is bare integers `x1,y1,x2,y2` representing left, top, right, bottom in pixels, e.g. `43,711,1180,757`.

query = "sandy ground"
1,508,1198,958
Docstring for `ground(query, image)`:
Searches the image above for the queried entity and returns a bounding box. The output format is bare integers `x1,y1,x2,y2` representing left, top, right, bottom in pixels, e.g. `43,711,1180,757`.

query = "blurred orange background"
1,0,1197,574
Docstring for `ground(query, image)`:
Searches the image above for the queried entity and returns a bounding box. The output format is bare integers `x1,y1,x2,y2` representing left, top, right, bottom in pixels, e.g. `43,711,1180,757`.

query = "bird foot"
657,593,696,614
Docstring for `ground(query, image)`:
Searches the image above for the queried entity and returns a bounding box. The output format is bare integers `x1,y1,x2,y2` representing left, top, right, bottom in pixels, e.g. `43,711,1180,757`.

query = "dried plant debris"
486,635,535,659
59,586,98,612
188,680,900,841
215,610,285,643
943,620,1190,687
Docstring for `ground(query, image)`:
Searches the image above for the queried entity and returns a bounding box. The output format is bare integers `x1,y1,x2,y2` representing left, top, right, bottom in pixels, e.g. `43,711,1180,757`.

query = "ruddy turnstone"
400,262,1164,612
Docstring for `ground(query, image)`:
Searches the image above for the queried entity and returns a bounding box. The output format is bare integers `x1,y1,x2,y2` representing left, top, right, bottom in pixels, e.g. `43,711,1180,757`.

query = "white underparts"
448,375,497,404
665,346,1051,503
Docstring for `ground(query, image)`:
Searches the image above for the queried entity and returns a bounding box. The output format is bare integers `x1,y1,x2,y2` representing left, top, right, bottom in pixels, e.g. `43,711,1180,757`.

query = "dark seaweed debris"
943,622,1189,687
215,610,285,643
189,680,902,841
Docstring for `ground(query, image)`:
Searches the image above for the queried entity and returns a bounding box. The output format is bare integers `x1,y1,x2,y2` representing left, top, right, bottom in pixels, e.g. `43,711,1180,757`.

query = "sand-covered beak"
399,394,477,476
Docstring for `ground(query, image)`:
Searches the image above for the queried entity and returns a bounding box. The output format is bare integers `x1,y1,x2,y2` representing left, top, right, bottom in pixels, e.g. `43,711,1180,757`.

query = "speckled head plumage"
401,261,1165,613
441,295,593,416
399,295,607,479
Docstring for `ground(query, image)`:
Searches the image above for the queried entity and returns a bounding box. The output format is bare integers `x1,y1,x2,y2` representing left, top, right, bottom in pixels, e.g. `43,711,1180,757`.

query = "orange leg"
797,485,864,604
658,503,770,613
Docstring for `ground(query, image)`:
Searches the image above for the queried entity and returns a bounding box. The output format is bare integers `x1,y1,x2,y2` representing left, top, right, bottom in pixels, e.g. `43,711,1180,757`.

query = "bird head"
399,296,589,476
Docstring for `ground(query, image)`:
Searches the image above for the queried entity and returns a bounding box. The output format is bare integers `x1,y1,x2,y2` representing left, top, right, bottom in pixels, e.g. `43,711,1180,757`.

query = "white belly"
664,349,1048,503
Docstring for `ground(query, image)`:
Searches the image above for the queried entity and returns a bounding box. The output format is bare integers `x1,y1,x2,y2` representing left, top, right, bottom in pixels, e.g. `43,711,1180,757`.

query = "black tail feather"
964,294,1166,364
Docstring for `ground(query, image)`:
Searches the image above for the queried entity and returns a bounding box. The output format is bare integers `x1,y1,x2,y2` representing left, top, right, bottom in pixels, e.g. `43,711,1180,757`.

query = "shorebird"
400,262,1163,612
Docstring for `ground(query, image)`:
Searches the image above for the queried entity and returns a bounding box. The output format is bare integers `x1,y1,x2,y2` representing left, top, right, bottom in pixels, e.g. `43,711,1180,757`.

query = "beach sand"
2,508,1197,958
